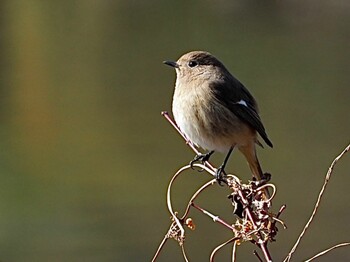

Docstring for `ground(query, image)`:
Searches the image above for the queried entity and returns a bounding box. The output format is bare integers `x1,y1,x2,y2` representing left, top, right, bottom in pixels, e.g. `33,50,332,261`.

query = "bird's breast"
172,83,253,152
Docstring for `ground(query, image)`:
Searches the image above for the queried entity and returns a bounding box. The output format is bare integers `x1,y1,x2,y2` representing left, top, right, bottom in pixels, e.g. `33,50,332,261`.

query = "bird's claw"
262,172,271,182
190,151,214,170
252,172,272,184
215,167,227,186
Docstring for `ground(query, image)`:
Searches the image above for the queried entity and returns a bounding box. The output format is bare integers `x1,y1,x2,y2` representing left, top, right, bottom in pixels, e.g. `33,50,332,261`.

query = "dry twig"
153,111,350,261
304,242,350,262
283,143,350,262
151,112,287,262
210,237,239,262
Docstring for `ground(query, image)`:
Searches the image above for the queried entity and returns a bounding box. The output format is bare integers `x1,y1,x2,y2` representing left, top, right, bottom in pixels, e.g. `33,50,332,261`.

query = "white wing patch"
237,99,248,107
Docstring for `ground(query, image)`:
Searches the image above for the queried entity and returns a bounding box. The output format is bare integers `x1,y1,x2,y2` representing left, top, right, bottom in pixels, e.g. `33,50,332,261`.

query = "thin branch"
166,165,190,239
304,242,350,262
153,164,200,261
283,143,350,262
210,237,240,262
253,250,264,262
151,236,169,262
162,111,216,173
191,202,235,231
182,180,216,220
181,244,190,262
162,111,275,262
158,111,349,262
232,239,238,262
234,185,272,262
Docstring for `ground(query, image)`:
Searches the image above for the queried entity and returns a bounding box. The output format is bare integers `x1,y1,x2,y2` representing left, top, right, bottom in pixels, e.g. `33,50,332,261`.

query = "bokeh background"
0,1,349,261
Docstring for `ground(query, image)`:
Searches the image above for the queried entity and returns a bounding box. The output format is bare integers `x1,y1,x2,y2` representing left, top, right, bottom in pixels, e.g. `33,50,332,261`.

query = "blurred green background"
0,1,349,261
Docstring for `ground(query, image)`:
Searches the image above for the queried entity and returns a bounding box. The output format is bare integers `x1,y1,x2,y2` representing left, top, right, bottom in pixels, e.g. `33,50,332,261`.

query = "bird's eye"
188,61,198,68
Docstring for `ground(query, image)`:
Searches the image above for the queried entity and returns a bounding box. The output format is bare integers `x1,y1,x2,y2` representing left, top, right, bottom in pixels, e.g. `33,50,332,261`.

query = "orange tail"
239,144,270,198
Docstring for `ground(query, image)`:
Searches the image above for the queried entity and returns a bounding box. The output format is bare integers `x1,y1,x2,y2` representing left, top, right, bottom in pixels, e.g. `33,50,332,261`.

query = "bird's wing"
210,77,273,148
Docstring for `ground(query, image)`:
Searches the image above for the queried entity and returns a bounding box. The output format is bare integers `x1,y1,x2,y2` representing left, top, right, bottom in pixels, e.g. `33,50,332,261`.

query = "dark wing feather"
210,76,273,148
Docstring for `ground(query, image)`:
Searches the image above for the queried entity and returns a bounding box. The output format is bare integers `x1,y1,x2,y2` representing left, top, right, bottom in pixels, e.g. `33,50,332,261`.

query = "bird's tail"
239,144,271,199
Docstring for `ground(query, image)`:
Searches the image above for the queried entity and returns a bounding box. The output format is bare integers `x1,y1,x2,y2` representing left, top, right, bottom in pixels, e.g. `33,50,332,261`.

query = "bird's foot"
262,172,271,182
252,172,271,183
190,151,214,169
252,173,272,185
251,172,272,193
215,166,228,186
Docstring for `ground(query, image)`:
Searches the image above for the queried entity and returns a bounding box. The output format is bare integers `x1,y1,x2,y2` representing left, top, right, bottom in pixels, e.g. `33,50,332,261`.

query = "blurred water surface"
0,1,349,261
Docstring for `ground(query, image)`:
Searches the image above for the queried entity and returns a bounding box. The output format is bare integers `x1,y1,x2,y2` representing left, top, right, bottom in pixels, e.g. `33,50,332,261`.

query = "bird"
163,51,273,185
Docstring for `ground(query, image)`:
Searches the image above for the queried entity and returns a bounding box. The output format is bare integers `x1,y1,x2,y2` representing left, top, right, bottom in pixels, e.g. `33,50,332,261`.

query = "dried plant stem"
151,236,169,262
232,239,238,262
304,242,350,262
166,165,190,239
191,202,235,231
210,237,240,262
162,111,273,262
180,164,217,220
158,111,349,261
162,111,216,171
283,143,350,262
181,244,190,262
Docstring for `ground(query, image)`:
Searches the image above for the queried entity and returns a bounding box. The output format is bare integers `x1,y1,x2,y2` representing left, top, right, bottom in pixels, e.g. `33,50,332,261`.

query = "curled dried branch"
154,160,285,261
153,112,349,261
210,237,239,262
152,111,287,262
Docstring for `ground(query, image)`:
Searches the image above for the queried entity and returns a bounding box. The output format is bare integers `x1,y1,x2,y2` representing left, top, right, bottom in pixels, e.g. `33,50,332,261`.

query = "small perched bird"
163,51,273,184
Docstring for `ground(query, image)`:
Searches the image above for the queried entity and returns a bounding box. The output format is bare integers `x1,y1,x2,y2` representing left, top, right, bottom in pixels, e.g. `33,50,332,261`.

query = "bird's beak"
163,60,179,68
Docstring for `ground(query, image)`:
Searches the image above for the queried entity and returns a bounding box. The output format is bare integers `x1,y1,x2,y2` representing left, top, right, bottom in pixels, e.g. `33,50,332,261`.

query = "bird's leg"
216,147,234,185
190,150,214,169
252,172,272,186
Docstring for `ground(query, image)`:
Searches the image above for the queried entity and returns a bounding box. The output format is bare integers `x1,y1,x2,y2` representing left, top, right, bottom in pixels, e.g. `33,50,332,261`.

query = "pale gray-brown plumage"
164,51,272,183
